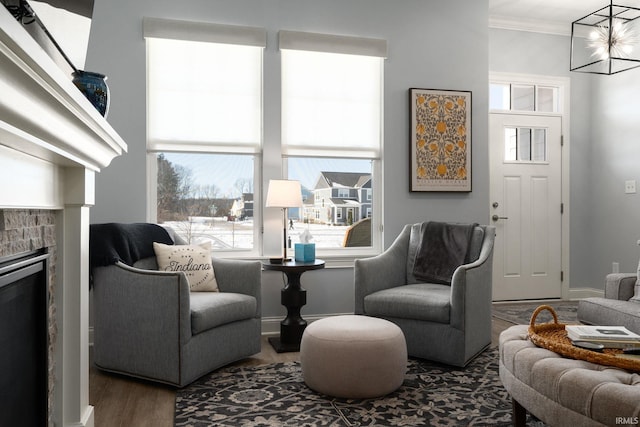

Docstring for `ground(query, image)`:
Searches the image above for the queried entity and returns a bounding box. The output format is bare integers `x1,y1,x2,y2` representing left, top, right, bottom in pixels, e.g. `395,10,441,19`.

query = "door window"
504,127,547,162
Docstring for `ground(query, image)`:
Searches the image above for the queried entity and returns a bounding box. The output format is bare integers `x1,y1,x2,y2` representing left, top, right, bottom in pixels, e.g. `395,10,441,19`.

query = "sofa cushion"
190,292,257,335
153,241,219,292
577,297,640,335
364,283,450,323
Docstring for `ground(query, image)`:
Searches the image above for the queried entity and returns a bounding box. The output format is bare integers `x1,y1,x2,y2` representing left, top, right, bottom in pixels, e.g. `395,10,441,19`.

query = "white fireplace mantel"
0,6,125,175
0,4,126,427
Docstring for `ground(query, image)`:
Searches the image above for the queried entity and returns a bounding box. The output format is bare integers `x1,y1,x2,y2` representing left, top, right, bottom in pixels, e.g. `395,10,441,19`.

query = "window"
512,85,535,111
155,152,256,249
489,83,510,111
490,82,559,113
504,127,547,162
287,157,374,249
144,18,265,253
280,31,386,253
145,22,386,259
537,86,558,112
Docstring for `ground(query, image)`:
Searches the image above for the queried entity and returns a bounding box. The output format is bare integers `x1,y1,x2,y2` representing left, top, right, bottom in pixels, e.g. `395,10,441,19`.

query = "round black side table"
263,259,325,352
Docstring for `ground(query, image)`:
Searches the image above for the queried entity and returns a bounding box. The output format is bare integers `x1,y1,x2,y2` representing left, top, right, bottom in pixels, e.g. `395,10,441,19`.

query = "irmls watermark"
616,416,639,425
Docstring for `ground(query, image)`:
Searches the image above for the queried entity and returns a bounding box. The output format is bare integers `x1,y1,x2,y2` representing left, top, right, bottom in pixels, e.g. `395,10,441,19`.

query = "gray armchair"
354,222,495,367
91,226,261,387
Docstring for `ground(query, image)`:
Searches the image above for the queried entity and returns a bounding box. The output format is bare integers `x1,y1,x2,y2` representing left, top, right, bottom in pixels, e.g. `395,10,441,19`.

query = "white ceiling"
489,0,613,35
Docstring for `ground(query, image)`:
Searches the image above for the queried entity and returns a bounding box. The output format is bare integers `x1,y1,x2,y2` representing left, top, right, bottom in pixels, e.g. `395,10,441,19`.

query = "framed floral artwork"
410,88,472,192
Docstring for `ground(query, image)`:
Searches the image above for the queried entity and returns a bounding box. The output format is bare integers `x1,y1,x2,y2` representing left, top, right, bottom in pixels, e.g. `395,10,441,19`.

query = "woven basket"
527,305,640,372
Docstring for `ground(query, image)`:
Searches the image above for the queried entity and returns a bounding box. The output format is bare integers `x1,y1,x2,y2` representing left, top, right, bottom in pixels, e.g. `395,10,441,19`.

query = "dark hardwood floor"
89,317,517,427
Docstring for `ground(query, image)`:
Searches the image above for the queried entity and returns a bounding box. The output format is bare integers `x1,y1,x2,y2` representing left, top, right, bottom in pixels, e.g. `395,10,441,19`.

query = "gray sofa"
354,222,495,367
578,273,640,334
92,227,261,387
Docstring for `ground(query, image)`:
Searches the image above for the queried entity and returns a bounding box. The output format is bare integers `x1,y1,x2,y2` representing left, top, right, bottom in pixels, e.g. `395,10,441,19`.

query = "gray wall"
489,28,640,290
86,0,489,319
588,70,640,283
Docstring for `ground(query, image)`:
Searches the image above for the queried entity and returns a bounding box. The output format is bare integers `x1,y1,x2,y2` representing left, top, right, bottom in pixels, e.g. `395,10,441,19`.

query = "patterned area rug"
492,300,579,326
175,347,546,426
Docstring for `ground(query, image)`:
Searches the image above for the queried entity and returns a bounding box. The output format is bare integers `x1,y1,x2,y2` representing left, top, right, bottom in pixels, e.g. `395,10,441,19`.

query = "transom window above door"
490,83,559,113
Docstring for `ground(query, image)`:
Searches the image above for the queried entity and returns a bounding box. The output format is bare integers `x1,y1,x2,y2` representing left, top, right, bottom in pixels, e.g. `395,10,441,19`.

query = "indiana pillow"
153,241,219,292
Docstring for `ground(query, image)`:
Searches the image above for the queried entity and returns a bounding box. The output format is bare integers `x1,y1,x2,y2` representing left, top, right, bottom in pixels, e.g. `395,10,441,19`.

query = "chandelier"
571,1,640,74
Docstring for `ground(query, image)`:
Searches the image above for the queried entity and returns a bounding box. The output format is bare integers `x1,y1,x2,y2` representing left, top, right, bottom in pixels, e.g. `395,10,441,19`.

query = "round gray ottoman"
300,315,407,399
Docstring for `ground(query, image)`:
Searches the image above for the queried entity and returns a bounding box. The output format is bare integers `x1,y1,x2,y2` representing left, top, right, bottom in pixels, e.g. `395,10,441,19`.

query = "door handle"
492,215,508,221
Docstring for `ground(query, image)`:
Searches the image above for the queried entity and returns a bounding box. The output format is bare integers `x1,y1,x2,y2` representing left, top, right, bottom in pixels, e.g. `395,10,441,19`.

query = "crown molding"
489,15,571,37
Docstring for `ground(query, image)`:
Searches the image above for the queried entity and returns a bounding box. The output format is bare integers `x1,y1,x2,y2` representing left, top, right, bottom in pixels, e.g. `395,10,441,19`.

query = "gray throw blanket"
412,221,477,285
89,223,174,270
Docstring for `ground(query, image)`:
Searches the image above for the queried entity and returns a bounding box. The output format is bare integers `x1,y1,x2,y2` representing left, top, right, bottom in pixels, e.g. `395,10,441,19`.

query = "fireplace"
0,4,126,426
0,249,50,427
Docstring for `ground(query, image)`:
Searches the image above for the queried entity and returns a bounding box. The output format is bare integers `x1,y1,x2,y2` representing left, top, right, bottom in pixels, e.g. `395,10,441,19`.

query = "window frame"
282,157,383,262
279,31,387,260
144,18,266,257
144,22,387,263
503,127,549,164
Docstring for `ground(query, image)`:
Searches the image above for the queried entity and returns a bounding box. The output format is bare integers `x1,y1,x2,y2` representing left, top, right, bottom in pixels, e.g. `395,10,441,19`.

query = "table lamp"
265,179,303,262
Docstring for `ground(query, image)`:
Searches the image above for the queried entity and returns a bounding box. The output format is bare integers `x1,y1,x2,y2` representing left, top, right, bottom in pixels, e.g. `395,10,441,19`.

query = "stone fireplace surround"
0,209,57,424
0,5,126,426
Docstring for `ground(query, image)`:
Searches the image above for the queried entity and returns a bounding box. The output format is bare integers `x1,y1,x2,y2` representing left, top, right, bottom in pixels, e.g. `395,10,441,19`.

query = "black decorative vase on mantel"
72,70,110,117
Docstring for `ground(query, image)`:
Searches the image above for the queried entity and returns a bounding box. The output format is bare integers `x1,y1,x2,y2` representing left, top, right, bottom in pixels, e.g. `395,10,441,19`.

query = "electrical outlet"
613,262,619,273
625,180,637,194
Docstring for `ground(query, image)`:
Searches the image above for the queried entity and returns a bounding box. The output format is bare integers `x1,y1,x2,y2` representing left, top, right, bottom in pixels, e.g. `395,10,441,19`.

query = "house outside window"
302,171,372,227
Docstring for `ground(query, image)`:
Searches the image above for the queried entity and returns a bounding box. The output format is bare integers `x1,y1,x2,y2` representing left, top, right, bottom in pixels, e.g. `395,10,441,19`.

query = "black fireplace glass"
0,251,48,427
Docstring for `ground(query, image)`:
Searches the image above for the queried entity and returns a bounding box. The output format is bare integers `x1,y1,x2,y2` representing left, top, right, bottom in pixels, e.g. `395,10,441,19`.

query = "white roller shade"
281,46,383,158
145,19,264,153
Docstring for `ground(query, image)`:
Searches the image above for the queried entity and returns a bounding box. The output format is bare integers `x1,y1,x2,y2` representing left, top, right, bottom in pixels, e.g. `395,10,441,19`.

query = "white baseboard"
260,316,283,336
63,405,94,427
491,289,604,305
568,287,604,299
261,312,354,335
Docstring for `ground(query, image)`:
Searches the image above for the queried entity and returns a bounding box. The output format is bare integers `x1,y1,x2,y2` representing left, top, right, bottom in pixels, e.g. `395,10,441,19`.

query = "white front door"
490,113,563,301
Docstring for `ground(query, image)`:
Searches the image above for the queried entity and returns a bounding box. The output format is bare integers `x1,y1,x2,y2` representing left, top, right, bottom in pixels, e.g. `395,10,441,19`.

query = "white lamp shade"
265,179,303,208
